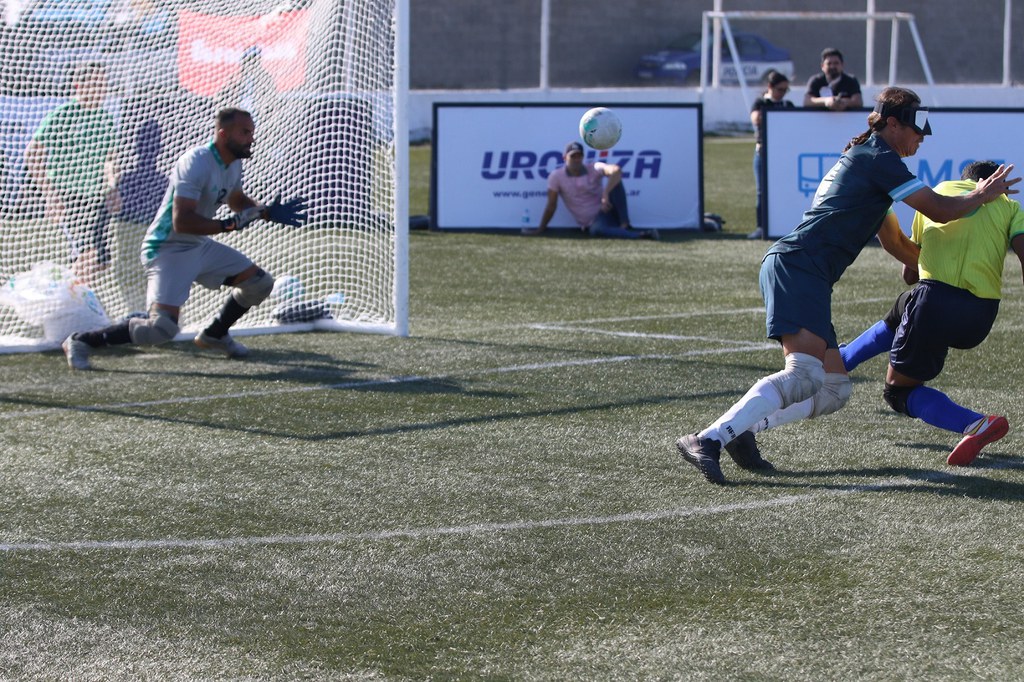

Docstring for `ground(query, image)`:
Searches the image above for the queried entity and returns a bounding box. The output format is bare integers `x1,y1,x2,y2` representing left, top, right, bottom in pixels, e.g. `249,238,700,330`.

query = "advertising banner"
178,9,311,97
432,103,702,230
763,108,1024,238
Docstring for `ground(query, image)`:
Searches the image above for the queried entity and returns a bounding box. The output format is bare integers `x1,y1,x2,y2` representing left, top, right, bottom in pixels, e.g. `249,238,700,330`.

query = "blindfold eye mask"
874,101,932,135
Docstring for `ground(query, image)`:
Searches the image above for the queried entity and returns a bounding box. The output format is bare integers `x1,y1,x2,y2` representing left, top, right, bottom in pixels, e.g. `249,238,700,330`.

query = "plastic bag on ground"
0,262,111,343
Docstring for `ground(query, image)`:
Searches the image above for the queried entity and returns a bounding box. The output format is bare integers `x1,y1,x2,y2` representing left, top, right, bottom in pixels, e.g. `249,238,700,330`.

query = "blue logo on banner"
798,153,841,196
797,153,1009,197
481,149,662,180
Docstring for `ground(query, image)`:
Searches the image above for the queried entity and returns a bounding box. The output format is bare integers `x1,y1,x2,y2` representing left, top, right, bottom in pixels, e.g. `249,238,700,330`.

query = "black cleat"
676,434,726,485
724,431,775,471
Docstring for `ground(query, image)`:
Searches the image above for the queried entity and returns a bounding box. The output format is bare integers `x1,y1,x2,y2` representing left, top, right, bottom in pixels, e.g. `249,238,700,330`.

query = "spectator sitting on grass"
522,141,657,240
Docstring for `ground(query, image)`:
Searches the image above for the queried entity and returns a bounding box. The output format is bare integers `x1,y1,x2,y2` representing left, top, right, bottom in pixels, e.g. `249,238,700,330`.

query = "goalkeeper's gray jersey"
141,142,243,262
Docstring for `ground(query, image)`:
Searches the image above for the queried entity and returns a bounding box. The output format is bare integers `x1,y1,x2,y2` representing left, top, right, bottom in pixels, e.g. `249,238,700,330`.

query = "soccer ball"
579,107,622,150
271,275,304,301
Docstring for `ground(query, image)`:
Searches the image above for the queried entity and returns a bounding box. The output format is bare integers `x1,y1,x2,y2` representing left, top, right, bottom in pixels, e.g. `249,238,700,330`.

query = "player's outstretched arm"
905,164,1020,225
173,193,263,235
212,189,264,233
876,211,919,273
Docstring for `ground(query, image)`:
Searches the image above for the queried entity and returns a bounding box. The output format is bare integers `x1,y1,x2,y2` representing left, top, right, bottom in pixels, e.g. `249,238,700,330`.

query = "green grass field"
4,138,1024,679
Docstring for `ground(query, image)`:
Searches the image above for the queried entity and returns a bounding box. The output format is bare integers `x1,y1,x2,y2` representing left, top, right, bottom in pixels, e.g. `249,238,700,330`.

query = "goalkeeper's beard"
226,140,253,159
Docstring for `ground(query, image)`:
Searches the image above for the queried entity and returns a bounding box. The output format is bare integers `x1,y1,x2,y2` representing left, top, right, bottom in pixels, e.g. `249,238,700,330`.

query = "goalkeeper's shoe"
62,334,92,370
676,434,726,485
724,431,775,471
194,331,250,359
947,415,1008,466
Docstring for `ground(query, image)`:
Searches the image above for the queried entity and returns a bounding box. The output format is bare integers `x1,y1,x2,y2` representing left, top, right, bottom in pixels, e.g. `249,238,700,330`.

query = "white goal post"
0,0,408,353
700,10,936,113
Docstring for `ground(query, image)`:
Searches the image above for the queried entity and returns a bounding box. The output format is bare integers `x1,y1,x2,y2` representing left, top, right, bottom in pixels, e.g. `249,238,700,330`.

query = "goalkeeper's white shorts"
144,239,253,308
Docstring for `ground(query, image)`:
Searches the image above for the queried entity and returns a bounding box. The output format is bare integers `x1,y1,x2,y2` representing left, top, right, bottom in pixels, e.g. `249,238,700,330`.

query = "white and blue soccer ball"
272,275,304,301
579,107,622,150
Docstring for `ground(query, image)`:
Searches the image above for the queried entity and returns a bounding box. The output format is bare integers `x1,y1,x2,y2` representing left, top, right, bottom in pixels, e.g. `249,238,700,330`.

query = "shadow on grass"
721,461,1024,501
40,343,376,385
1,385,740,444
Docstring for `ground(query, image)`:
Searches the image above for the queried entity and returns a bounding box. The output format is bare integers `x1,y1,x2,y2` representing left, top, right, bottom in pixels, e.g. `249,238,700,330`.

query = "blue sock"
906,386,982,434
841,320,894,372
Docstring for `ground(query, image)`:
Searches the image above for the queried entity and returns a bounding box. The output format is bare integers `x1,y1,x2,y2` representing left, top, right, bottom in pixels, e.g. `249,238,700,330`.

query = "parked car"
634,32,793,86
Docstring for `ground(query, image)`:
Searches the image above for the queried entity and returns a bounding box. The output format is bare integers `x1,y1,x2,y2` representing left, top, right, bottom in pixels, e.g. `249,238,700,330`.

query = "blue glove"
264,194,309,227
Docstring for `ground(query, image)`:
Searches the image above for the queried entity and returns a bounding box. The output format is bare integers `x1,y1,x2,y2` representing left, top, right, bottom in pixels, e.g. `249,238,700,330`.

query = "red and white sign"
178,9,311,97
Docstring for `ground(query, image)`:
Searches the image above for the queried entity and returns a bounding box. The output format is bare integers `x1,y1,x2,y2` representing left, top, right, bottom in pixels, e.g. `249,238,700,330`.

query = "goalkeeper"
61,108,307,370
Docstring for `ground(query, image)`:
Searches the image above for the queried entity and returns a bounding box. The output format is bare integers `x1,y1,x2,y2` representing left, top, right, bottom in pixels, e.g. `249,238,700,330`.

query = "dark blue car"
635,32,793,85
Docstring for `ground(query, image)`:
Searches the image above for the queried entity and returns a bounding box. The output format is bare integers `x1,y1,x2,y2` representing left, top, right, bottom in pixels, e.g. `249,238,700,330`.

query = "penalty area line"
0,475,942,553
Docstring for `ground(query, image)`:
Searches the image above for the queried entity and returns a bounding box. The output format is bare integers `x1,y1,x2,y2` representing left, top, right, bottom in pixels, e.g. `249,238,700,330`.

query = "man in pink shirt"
523,141,657,239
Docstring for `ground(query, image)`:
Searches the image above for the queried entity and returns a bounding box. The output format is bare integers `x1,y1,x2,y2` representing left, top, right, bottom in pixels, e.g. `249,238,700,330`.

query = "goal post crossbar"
700,10,935,112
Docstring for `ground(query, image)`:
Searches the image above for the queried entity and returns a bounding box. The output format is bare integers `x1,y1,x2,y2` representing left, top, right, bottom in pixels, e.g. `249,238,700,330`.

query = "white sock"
749,398,815,434
963,416,986,435
700,376,784,446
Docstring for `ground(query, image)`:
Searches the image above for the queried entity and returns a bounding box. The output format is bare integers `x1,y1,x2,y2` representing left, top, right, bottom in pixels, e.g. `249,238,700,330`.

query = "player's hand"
264,194,309,227
977,163,1020,200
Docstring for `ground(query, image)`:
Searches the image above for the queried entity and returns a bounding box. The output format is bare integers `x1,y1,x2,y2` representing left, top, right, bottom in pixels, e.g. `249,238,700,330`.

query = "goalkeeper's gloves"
220,206,263,233
264,194,309,227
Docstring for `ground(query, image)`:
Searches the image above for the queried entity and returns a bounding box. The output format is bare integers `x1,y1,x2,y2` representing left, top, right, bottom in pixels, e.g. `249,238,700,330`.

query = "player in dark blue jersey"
676,86,1019,485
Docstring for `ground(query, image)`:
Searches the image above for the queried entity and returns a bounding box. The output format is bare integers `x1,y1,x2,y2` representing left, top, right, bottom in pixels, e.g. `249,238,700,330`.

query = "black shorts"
883,288,914,331
889,279,999,382
60,193,112,265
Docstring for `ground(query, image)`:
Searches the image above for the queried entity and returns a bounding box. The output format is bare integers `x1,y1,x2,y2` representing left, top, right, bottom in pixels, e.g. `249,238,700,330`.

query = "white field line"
530,295,894,326
0,473,953,554
4,298,893,418
529,323,772,346
426,295,895,338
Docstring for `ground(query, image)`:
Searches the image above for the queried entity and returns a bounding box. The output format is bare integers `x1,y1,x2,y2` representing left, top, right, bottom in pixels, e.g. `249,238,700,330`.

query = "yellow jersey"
911,180,1024,300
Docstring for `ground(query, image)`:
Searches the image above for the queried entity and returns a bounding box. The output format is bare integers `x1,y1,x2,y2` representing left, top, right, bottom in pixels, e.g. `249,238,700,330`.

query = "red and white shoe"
947,415,1009,466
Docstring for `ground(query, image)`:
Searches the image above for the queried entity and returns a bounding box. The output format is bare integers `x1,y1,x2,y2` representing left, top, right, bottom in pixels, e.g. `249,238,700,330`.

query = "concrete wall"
411,0,1024,90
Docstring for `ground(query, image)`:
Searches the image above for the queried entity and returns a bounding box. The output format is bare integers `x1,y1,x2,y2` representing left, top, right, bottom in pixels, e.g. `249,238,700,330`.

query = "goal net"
0,0,408,353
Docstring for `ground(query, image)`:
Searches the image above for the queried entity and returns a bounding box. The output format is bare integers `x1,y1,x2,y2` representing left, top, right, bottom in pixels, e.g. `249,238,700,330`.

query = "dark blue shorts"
890,279,999,382
883,288,914,331
759,251,838,348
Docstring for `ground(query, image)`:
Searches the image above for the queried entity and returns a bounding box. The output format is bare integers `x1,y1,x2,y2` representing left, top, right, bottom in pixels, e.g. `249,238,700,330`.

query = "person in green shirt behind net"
26,61,120,281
